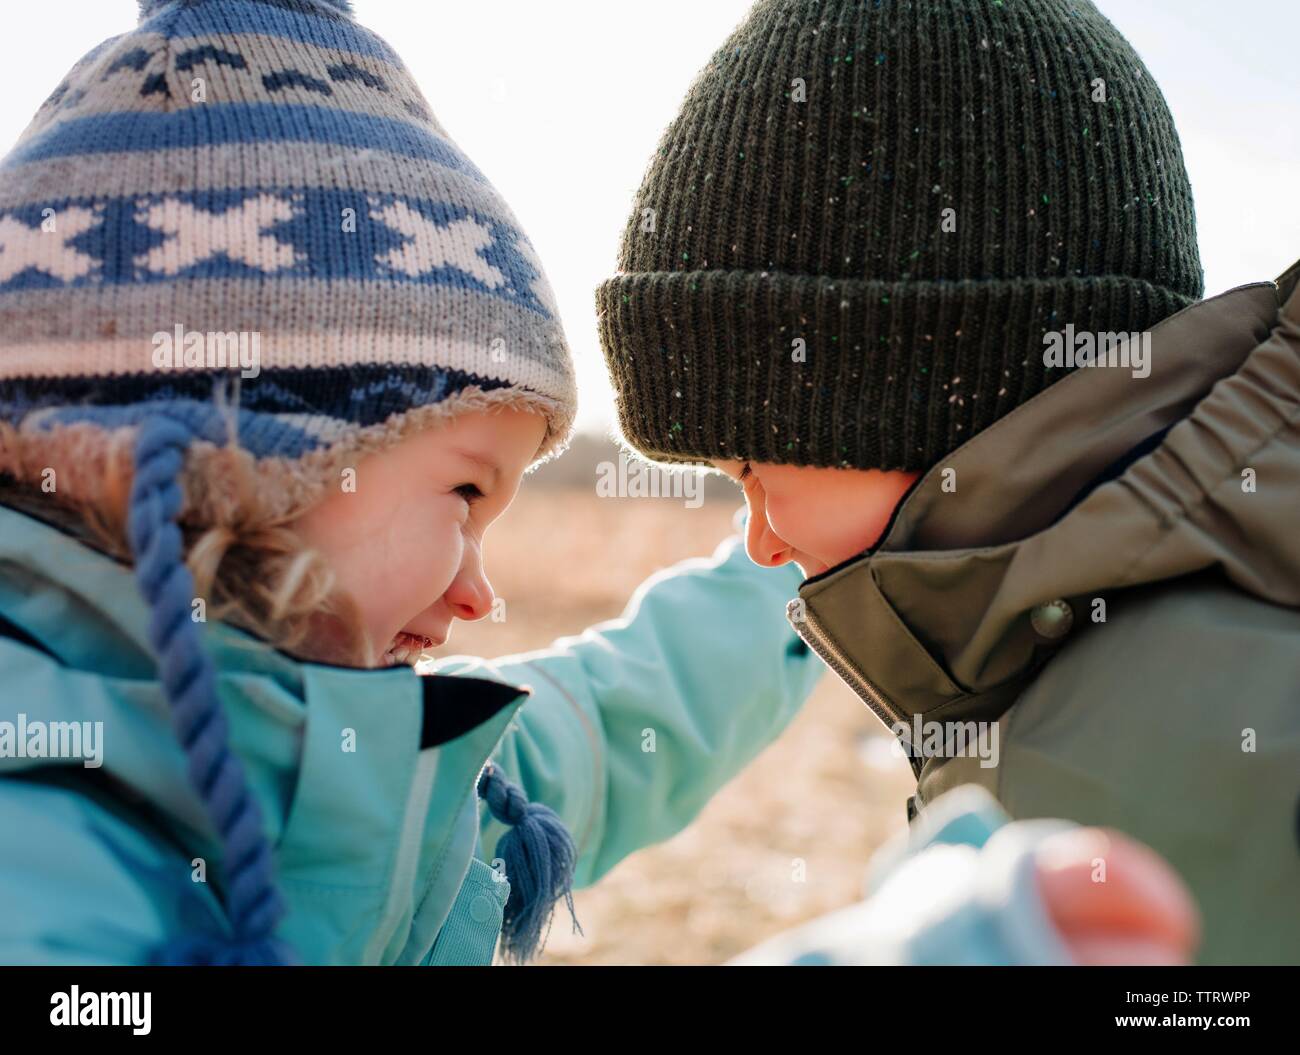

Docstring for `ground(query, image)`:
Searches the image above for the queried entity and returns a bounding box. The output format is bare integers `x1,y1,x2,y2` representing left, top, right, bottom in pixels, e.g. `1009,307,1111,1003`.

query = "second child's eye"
454,483,484,504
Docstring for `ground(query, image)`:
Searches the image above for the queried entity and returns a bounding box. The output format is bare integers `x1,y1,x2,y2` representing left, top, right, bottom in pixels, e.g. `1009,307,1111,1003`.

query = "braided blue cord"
127,416,298,966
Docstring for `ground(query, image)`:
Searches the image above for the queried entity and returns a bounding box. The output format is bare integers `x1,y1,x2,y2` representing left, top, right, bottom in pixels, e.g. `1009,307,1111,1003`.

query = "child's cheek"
375,496,466,627
418,495,469,590
755,493,801,549
766,494,862,568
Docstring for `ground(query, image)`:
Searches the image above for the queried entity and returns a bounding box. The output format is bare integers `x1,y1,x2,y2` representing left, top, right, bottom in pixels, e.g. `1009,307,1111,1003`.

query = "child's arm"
729,786,1199,966
434,510,823,887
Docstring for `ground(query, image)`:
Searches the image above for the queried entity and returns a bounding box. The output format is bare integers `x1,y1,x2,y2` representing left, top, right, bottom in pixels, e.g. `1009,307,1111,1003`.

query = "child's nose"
745,513,793,568
742,480,792,567
447,568,495,621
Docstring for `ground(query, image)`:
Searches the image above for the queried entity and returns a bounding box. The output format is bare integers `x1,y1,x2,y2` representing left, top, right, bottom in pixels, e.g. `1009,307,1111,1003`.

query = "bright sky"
2,1,1297,433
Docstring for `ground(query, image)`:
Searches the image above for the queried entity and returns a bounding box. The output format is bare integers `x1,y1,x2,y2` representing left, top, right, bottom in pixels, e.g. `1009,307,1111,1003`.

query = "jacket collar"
792,277,1291,754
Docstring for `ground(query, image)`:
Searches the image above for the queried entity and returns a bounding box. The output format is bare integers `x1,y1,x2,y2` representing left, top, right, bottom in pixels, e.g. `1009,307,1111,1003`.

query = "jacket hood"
794,260,1300,742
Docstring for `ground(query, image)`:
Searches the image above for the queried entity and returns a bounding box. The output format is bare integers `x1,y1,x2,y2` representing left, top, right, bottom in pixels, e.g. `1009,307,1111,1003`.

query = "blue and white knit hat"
0,0,577,521
0,0,580,966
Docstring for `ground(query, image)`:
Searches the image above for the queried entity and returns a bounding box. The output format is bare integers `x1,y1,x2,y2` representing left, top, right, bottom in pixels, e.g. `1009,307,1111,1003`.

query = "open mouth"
382,631,436,667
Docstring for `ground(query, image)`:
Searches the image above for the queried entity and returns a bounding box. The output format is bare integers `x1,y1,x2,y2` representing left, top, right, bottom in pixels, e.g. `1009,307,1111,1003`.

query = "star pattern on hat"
511,232,559,318
371,201,506,289
0,191,552,317
134,194,302,275
0,207,100,284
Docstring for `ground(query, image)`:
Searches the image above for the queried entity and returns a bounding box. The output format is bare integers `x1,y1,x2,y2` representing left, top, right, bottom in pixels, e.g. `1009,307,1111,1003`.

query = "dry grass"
429,482,915,965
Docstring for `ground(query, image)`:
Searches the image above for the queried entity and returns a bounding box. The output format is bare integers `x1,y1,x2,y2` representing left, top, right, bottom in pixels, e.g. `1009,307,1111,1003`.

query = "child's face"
292,407,546,665
713,461,921,579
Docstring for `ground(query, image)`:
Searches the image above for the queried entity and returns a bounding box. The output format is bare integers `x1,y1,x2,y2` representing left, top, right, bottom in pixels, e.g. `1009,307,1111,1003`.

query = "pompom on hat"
0,0,579,965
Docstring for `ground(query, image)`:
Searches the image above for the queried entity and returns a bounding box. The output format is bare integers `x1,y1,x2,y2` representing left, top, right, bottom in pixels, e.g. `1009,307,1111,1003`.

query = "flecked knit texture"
597,0,1203,471
0,0,577,516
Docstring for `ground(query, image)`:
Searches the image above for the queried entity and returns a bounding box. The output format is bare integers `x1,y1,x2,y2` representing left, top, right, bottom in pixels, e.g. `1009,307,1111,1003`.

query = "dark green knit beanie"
597,0,1203,471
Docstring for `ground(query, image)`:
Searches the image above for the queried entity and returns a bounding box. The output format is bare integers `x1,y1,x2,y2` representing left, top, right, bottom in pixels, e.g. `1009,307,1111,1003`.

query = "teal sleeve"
729,785,1078,966
434,509,824,887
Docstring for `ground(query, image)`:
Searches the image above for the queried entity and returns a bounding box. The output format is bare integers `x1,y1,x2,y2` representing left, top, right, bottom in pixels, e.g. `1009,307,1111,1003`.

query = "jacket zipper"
789,599,902,727
789,599,923,777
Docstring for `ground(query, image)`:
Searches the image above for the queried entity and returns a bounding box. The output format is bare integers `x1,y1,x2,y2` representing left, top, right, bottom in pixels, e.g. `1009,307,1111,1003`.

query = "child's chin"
795,557,829,579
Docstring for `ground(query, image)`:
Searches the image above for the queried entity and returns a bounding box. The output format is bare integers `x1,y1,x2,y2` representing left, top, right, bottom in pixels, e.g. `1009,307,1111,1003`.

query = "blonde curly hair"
0,418,371,667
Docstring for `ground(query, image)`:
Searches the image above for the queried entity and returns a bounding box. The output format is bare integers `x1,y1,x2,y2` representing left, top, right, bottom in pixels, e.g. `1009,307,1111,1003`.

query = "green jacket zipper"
788,599,924,779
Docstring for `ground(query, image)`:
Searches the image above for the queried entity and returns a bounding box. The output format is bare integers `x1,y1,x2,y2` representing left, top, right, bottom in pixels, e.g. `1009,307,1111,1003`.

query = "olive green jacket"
792,259,1300,965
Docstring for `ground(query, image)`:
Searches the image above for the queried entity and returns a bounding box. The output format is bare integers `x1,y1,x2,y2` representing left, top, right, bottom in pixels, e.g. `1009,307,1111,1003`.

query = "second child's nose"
746,509,792,568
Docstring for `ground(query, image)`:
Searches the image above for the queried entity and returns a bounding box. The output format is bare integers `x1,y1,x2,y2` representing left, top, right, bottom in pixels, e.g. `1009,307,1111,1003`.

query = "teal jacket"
0,503,821,965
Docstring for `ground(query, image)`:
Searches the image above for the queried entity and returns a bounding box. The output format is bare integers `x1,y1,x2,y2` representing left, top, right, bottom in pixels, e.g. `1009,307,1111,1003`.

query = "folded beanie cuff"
597,269,1194,472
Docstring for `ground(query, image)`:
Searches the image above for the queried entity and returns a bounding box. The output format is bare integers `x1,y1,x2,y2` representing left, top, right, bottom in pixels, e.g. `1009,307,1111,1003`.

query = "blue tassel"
477,762,582,963
129,415,298,966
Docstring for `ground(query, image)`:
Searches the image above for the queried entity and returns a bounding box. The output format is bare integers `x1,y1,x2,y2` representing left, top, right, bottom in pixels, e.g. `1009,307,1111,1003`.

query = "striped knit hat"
0,0,577,522
0,0,579,967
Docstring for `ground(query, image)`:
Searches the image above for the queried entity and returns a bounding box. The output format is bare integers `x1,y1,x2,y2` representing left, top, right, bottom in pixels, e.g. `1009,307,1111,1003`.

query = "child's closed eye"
453,483,485,503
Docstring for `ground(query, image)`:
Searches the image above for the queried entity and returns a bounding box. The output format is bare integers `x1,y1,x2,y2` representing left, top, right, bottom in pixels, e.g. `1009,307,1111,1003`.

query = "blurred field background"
428,435,915,965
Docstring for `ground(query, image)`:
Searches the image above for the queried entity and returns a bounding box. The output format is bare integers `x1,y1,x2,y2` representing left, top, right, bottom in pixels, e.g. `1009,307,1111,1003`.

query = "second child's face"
713,460,921,579
292,406,546,666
